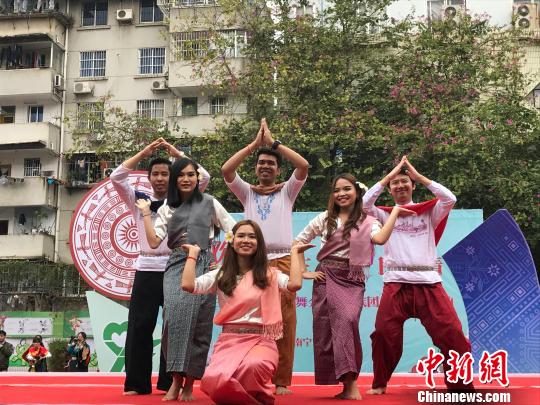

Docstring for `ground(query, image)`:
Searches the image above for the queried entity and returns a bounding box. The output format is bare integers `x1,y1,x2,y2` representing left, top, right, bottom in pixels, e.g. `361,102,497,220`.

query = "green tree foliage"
181,0,539,254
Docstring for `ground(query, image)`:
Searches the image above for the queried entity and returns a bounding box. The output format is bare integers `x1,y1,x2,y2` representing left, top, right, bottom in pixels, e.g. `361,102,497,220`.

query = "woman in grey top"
137,157,235,401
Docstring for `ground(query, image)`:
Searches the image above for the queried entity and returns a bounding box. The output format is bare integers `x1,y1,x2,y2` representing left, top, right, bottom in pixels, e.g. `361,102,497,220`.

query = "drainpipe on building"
54,0,70,264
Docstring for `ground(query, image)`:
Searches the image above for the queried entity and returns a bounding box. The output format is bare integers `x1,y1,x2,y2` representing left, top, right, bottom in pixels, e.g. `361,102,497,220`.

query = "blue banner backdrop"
205,209,484,373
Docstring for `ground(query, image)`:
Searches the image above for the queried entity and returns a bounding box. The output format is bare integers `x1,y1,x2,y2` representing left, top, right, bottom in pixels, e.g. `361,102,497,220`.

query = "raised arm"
371,206,416,245
180,244,201,293
160,139,211,192
135,199,163,248
221,120,264,183
288,243,315,292
403,157,456,226
122,138,165,170
262,118,309,180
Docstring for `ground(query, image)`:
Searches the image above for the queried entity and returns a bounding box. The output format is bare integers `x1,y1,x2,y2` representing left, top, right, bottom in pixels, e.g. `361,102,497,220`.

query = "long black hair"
166,157,203,208
325,173,366,239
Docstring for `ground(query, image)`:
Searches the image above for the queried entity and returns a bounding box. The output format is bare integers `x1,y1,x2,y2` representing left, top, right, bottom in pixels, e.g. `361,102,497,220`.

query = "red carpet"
1,373,538,404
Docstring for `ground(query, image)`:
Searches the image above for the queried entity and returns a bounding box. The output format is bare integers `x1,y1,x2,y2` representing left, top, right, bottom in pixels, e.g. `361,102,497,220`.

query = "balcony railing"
0,0,66,15
65,159,117,188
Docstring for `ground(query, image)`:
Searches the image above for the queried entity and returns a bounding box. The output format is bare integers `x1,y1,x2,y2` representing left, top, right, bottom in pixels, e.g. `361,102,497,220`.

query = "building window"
137,100,164,119
0,220,8,235
78,102,104,130
0,106,15,124
221,30,247,58
210,97,227,114
24,158,41,177
139,48,165,74
28,106,44,123
427,0,464,21
172,31,210,60
82,1,108,27
181,98,198,116
80,51,106,77
140,0,164,23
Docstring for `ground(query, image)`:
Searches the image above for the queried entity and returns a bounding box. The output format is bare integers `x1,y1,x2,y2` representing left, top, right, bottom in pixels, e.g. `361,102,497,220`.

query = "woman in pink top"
295,173,414,400
181,220,312,405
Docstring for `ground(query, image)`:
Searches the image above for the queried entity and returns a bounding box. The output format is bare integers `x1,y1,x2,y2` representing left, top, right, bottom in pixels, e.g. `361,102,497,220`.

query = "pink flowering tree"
175,2,540,251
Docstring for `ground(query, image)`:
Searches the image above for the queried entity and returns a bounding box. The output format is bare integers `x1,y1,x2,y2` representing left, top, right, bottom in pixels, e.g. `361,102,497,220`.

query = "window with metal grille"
24,158,41,177
80,51,106,77
139,48,166,74
210,97,227,114
181,98,198,116
220,30,247,58
82,1,108,27
137,99,165,119
28,106,44,123
140,0,164,22
78,103,104,130
427,0,465,21
172,31,210,60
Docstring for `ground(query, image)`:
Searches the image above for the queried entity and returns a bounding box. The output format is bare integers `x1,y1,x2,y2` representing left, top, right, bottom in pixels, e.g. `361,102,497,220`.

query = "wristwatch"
271,140,282,150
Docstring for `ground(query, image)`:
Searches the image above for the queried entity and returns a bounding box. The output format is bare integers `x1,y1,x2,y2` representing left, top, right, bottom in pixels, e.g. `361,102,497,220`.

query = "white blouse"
295,211,382,259
193,269,289,325
153,198,235,241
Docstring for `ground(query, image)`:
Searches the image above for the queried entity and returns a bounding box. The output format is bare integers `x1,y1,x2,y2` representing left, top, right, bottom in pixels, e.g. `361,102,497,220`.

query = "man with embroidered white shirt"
221,118,309,395
110,138,209,396
363,156,473,394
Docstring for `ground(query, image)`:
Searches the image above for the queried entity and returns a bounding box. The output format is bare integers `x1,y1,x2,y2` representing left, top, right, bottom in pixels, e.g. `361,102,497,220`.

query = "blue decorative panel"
443,210,539,373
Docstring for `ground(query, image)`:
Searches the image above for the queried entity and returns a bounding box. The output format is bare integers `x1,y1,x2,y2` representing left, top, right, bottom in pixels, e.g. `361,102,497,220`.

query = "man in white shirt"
221,118,309,395
110,139,209,396
363,156,473,393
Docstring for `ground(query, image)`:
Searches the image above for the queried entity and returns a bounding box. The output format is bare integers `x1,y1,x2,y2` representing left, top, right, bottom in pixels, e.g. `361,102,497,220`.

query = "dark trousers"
124,271,172,394
371,283,473,390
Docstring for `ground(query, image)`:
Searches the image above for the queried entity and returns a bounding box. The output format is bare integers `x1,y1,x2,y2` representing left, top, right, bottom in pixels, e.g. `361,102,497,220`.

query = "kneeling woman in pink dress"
181,219,312,405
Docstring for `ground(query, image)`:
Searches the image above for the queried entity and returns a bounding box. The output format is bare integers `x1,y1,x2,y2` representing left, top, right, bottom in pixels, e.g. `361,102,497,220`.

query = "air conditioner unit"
116,9,133,22
103,167,115,178
53,74,64,89
152,80,168,91
514,3,539,30
73,82,94,95
443,4,463,20
40,170,54,177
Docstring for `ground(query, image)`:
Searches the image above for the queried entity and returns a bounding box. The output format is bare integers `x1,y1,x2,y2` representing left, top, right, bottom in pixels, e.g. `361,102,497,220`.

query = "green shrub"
47,339,68,372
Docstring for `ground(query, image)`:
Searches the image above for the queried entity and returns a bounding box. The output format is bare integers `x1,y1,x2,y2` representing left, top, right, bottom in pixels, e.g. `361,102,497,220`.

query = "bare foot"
123,391,139,396
180,379,195,402
180,386,195,402
341,382,362,400
334,391,346,399
275,386,293,395
162,381,181,401
366,387,386,395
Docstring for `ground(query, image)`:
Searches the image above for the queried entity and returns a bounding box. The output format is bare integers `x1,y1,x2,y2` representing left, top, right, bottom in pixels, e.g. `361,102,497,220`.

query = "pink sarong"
201,333,278,405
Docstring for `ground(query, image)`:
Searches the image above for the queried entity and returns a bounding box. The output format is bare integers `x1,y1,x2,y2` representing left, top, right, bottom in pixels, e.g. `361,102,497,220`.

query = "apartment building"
0,0,539,266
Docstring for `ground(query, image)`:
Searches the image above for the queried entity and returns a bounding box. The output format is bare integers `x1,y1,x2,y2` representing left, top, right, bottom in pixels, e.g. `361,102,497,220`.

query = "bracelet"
187,256,198,261
143,213,151,217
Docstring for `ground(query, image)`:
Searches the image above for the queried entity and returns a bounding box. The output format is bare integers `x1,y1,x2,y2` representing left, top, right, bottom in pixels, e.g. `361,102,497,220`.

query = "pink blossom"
506,119,513,125
486,122,494,129
479,136,486,143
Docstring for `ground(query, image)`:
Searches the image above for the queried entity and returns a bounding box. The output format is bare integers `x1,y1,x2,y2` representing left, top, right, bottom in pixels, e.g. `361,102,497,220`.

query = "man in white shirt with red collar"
363,156,473,394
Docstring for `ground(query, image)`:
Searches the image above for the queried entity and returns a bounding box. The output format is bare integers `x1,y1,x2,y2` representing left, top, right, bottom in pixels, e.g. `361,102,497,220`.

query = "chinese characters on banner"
417,348,509,388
